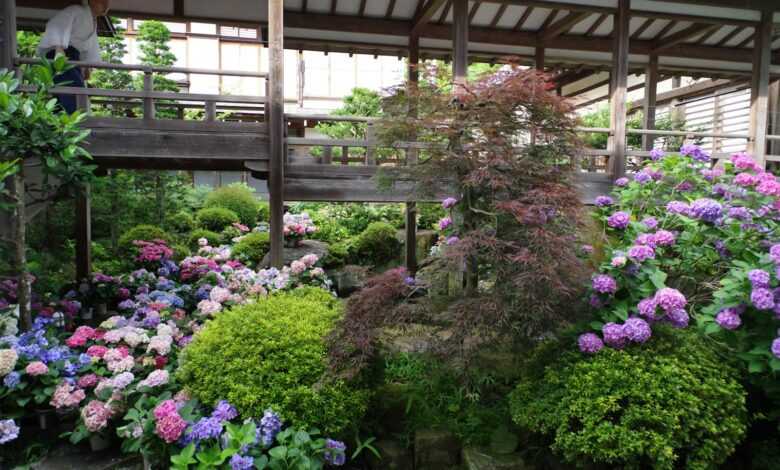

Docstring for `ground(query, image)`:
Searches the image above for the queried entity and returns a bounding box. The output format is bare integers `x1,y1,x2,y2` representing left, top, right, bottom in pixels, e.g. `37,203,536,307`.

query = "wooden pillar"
452,0,468,85
1,0,16,69
768,80,780,156
535,47,545,72
75,184,92,282
608,0,630,179
406,34,419,275
642,55,658,151
268,0,285,268
748,10,772,167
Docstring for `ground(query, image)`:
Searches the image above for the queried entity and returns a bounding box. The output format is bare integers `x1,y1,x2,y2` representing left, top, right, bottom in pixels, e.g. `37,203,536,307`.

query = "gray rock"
368,439,413,470
329,265,370,296
414,429,460,470
260,239,329,267
462,447,530,470
380,324,453,355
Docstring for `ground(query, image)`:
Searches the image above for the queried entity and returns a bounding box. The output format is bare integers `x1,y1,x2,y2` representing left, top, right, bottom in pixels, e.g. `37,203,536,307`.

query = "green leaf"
269,446,288,460
649,270,667,290
748,360,766,374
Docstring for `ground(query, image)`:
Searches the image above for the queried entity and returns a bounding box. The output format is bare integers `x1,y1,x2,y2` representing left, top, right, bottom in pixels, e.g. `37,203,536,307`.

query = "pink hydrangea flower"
156,413,187,443
138,369,169,388
81,400,113,432
290,260,306,275
301,254,319,267
86,345,108,358
50,382,86,409
209,287,231,304
77,374,99,389
197,300,222,316
25,361,49,376
154,399,179,420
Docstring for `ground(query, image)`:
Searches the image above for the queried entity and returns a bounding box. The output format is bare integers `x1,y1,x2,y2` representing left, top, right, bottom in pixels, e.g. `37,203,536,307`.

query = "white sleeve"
38,6,81,52
85,35,102,63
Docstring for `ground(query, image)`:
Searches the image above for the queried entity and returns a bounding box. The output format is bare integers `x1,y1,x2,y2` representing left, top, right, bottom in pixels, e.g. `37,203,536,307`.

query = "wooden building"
2,0,780,278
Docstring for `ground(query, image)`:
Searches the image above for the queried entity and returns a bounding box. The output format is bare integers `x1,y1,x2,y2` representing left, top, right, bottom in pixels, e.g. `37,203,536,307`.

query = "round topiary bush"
188,229,221,249
195,207,240,232
231,232,270,268
168,211,196,234
177,288,367,434
353,222,400,266
118,225,173,257
509,326,747,470
257,201,270,223
203,184,260,226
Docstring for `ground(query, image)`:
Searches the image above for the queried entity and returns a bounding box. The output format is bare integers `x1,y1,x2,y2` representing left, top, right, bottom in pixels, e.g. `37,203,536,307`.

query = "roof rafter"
490,4,508,28
384,0,396,18
513,6,534,31
411,0,449,35
584,13,608,37
358,0,367,17
539,11,589,43
438,0,452,24
469,2,482,23
631,18,655,40
653,23,721,53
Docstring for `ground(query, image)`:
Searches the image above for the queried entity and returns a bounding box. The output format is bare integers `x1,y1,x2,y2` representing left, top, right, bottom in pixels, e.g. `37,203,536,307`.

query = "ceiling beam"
631,18,655,40
539,11,589,43
385,0,396,18
469,1,482,23
585,13,608,37
489,4,508,28
411,0,449,36
653,23,720,53
438,1,452,24
358,0,367,17
513,6,534,31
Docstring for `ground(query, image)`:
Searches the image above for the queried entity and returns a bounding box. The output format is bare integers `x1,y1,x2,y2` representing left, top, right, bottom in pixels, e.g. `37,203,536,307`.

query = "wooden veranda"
2,0,780,278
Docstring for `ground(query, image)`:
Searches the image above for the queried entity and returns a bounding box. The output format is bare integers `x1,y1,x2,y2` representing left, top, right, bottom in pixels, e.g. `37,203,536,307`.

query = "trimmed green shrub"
118,225,173,256
220,226,242,245
353,222,400,266
257,201,270,223
509,326,747,470
188,229,221,249
322,240,352,269
195,207,240,232
231,232,270,268
170,243,191,262
177,289,367,434
203,183,260,225
168,211,196,234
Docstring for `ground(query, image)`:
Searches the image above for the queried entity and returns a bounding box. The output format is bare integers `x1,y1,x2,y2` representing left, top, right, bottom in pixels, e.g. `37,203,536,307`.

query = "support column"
268,0,285,268
452,0,468,85
535,47,545,72
642,55,658,152
0,0,16,70
748,10,772,167
75,184,92,282
608,0,630,179
406,35,419,274
768,80,780,156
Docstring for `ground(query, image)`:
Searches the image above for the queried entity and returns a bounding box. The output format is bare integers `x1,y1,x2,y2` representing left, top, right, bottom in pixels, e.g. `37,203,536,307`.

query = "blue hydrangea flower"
323,439,347,466
211,400,238,422
256,409,282,446
189,417,224,442
229,454,254,470
3,371,20,389
0,419,20,444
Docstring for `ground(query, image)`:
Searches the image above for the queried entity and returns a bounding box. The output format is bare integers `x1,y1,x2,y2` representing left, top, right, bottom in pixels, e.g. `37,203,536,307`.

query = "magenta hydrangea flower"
731,152,758,171
592,274,617,294
757,179,780,197
748,269,771,288
666,201,690,216
690,198,723,223
578,333,604,355
438,217,453,231
666,309,689,328
652,230,676,247
772,338,780,359
654,288,686,312
441,197,458,209
637,298,658,320
595,195,613,207
602,323,627,349
628,245,655,263
770,245,780,264
734,172,758,186
751,288,775,310
623,317,652,343
607,211,630,229
641,217,658,230
715,308,741,330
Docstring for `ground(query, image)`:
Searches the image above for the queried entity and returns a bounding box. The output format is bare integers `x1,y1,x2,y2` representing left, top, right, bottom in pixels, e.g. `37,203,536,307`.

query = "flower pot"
81,307,93,321
35,409,52,430
96,303,108,319
89,432,111,452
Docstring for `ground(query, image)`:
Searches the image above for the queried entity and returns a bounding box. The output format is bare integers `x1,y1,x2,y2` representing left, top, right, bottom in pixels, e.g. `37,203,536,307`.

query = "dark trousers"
45,46,84,114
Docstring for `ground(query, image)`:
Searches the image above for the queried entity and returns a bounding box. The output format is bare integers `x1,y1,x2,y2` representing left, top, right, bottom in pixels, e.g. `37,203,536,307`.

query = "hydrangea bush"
581,147,780,392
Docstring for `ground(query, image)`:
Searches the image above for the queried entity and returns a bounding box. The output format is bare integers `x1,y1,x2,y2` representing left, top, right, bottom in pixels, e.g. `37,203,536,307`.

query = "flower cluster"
282,212,317,242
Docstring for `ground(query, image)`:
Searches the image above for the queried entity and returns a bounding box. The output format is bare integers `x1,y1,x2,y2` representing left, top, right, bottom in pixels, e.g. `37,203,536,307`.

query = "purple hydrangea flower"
654,288,686,312
635,233,657,248
211,400,238,422
649,148,665,161
675,181,694,192
748,269,771,288
641,217,658,230
602,322,627,349
690,198,723,223
680,144,710,162
0,419,20,444
772,338,780,359
189,417,224,442
623,317,652,343
578,333,603,354
714,240,730,259
3,371,20,389
442,197,458,209
727,206,751,221
592,274,617,295
607,211,630,229
666,201,690,216
667,309,689,328
595,195,614,207
715,308,741,330
257,409,282,446
627,245,655,263
751,288,775,310
770,245,780,264
652,230,676,247
446,236,460,246
614,177,629,187
634,172,652,185
323,439,347,466
438,217,453,231
589,295,604,309
637,298,658,320
230,455,254,470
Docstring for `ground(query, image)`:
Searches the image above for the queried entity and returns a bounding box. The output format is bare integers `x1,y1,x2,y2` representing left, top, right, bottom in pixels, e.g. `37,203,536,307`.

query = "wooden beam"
268,0,285,268
453,0,468,84
385,0,396,18
514,6,534,30
585,13,607,36
769,80,780,155
535,47,545,72
642,55,659,151
75,184,92,282
330,0,338,15
609,0,630,180
302,0,308,13
358,0,367,17
748,10,772,166
412,0,448,36
538,9,558,32
653,23,720,53
736,32,756,49
652,20,677,41
173,0,184,17
407,34,419,274
489,4,507,28
438,1,452,24
628,78,740,111
1,0,17,69
715,25,747,47
539,11,589,43
631,18,655,40
469,1,482,24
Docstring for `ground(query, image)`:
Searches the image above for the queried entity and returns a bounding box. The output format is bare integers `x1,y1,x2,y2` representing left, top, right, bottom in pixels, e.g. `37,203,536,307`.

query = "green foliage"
168,211,196,234
89,18,133,117
134,20,178,119
178,289,368,434
509,326,747,470
257,201,270,223
316,88,382,141
195,207,240,232
188,229,221,249
16,31,40,57
578,105,689,150
203,183,260,226
416,202,446,231
118,225,173,256
322,241,352,269
353,222,401,266
231,232,270,268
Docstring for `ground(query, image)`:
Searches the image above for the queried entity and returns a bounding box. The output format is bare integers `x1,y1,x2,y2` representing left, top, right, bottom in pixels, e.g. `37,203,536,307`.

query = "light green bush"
231,232,270,268
353,222,401,266
509,326,747,470
188,229,221,249
203,183,260,226
257,201,270,223
195,207,240,232
168,211,196,234
177,288,367,434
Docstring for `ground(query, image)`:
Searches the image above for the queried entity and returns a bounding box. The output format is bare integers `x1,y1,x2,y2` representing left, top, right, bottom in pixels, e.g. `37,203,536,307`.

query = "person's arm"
38,6,81,56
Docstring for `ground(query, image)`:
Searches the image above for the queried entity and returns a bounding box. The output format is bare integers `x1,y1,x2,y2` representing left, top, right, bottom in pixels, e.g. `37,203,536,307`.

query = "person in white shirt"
36,0,111,112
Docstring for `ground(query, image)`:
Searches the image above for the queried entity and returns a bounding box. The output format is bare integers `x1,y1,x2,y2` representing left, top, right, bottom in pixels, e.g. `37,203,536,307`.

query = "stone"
329,265,370,296
489,427,520,455
379,324,453,355
414,429,460,470
260,239,329,267
368,439,413,470
371,383,411,434
462,447,530,470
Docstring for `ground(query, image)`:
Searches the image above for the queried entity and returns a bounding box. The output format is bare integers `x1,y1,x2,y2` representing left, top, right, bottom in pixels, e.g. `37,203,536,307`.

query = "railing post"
341,146,349,165
143,70,155,120
205,100,217,122
322,146,333,164
608,0,630,179
0,0,16,71
748,10,772,167
365,122,376,165
268,0,285,268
